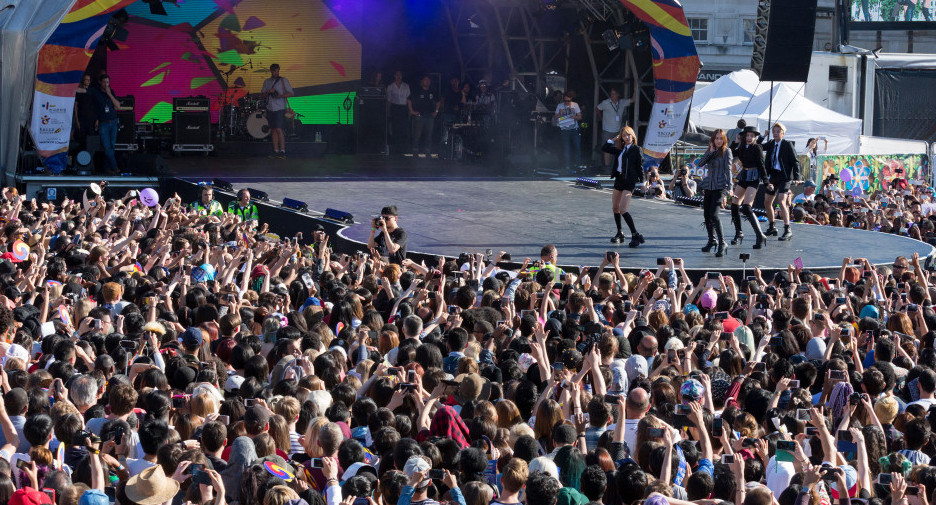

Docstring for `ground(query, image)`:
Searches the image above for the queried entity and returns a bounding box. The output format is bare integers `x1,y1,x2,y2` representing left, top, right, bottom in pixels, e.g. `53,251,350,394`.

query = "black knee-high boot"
730,204,743,245
742,204,766,249
622,212,644,247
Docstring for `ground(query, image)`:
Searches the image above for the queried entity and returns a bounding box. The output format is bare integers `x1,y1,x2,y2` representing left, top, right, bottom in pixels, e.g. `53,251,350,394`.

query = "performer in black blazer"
762,122,801,241
602,125,645,247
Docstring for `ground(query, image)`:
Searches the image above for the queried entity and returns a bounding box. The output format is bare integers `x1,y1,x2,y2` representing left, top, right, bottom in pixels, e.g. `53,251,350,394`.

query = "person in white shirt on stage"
386,70,411,154
260,64,294,159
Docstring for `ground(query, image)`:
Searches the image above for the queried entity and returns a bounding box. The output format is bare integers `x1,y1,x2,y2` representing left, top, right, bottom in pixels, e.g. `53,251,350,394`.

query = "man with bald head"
623,387,650,452
637,335,658,366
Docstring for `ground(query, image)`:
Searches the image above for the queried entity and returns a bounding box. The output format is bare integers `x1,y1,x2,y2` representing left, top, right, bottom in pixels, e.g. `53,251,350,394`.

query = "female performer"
603,126,645,247
697,129,733,257
730,125,768,249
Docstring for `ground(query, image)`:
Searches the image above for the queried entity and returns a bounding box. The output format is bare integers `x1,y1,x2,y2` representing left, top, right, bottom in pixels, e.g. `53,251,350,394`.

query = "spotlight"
324,208,354,224
282,198,309,212
212,179,234,193
575,177,602,190
602,29,620,51
247,188,269,202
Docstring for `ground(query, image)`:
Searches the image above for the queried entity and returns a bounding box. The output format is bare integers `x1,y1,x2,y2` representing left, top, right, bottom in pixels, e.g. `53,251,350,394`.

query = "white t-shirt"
261,77,294,111
909,398,936,410
126,457,156,477
555,102,581,130
623,419,640,453
387,82,411,106
597,98,630,132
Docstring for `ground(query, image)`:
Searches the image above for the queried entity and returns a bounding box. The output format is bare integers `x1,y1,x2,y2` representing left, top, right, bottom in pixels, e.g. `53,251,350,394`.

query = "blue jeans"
98,119,118,172
561,128,581,168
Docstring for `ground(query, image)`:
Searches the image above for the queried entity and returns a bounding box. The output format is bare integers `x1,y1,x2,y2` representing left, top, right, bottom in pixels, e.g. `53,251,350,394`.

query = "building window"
742,18,755,45
688,18,709,44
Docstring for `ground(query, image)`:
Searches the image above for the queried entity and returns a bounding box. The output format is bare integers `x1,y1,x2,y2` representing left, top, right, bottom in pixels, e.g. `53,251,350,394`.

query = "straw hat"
125,465,180,505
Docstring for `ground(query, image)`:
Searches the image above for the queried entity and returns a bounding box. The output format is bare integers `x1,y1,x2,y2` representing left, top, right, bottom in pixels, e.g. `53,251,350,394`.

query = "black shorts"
735,177,759,190
765,174,791,195
267,109,285,130
613,178,636,192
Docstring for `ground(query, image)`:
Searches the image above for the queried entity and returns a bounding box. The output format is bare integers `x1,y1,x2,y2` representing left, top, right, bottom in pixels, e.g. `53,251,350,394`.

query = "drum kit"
216,63,303,141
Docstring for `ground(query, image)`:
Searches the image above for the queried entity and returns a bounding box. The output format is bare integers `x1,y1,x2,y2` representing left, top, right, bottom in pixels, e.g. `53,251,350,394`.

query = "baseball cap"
180,327,203,348
10,488,53,505
403,456,431,487
244,404,270,428
225,374,246,392
79,489,109,505
3,343,29,366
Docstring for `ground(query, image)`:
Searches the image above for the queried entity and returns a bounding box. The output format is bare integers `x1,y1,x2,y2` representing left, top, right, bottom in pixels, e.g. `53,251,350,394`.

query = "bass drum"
246,111,270,139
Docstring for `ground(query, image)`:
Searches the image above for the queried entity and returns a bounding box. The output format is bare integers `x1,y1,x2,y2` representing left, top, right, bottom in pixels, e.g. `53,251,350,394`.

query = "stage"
228,176,935,278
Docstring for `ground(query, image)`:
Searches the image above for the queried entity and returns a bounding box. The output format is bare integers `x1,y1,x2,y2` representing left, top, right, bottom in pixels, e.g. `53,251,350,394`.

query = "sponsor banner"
644,99,691,158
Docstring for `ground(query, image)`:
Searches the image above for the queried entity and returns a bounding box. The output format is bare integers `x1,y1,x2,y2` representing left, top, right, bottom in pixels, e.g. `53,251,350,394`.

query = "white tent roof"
690,70,863,154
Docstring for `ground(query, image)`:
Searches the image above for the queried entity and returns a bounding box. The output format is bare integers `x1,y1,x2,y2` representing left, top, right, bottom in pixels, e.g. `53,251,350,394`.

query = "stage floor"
236,178,934,275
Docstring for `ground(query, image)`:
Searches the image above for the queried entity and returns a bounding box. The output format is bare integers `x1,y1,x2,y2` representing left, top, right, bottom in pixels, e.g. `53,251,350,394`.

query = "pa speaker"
172,112,211,145
356,97,387,154
750,0,817,82
127,153,168,175
116,110,135,144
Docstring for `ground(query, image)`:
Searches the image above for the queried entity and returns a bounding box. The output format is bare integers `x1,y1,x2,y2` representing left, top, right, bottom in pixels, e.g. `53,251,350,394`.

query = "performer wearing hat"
730,125,768,249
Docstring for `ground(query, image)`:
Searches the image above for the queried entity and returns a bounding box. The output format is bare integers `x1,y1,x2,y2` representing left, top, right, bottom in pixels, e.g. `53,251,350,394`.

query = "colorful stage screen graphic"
107,0,361,125
850,0,936,29
816,154,931,195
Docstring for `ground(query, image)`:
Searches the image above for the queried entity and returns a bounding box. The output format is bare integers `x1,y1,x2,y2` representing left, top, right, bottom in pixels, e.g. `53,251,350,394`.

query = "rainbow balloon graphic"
263,461,294,481
11,241,30,262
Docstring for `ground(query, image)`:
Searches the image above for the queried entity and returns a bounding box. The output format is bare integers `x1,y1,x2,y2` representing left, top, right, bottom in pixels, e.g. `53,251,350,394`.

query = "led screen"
107,0,361,124
850,0,936,28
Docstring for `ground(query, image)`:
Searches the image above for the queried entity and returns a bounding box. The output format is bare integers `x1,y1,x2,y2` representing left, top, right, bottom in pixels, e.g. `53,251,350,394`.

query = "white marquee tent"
689,70,863,154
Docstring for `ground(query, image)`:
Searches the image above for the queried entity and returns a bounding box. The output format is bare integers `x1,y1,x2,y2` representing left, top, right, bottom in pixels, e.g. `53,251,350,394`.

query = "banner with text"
29,0,137,173
619,0,700,166
816,153,931,194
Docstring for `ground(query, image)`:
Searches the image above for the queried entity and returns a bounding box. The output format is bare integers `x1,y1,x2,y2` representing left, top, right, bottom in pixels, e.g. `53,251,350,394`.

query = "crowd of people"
0,179,935,505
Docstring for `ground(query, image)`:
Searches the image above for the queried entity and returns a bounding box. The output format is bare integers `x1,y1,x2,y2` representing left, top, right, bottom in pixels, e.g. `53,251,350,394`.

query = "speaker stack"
115,96,136,150
172,96,213,154
750,0,818,82
356,87,387,155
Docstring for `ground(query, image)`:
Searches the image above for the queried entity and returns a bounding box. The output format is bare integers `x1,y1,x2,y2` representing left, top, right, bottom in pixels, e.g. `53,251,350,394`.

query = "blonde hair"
615,126,638,150
773,122,786,133
190,389,219,418
303,416,330,457
273,396,301,422
263,485,300,505
500,457,529,492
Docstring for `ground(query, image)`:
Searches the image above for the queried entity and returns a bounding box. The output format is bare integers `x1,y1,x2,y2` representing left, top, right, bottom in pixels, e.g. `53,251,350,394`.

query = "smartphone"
789,380,800,389
769,336,783,347
447,305,458,315
309,458,323,469
849,392,863,405
714,312,728,321
908,304,920,313
16,459,28,470
216,415,229,424
706,272,720,280
830,369,847,381
837,430,853,442
407,370,417,384
712,418,723,437
674,404,690,415
552,362,565,372
624,300,632,311
877,474,893,485
720,331,732,340
777,440,796,452
753,362,767,372
93,319,102,330
835,297,847,305
606,251,615,262
667,349,677,361
199,361,212,370
907,487,920,496
721,454,735,464
821,467,842,481
806,427,819,436
657,258,666,265
428,469,446,480
171,395,186,409
192,467,211,485
604,393,623,403
387,367,402,375
647,428,665,438
245,398,256,407
796,408,811,421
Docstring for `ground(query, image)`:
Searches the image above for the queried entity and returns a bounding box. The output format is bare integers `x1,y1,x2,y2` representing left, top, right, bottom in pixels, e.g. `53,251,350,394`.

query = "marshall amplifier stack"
172,96,213,153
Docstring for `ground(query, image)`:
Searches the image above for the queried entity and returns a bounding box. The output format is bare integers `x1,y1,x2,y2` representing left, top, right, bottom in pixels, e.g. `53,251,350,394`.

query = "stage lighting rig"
212,179,234,193
282,198,309,213
247,188,269,202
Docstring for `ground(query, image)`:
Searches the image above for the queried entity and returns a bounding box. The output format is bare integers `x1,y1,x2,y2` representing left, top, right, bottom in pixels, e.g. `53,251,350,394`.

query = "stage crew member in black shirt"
408,76,440,156
602,126,645,247
732,125,768,249
762,122,801,241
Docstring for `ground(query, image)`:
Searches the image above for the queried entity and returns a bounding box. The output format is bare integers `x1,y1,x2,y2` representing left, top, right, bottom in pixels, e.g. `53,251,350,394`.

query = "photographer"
367,205,407,265
668,165,696,199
